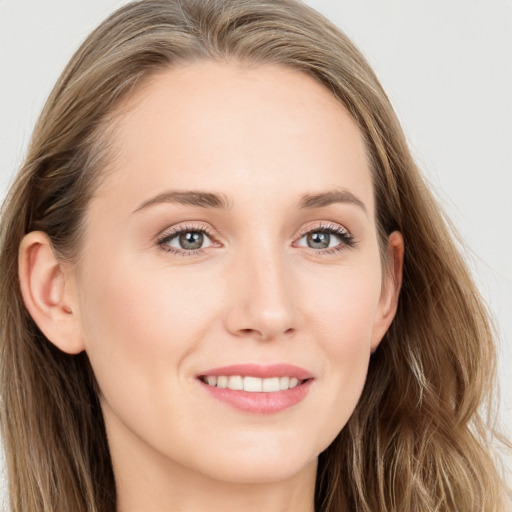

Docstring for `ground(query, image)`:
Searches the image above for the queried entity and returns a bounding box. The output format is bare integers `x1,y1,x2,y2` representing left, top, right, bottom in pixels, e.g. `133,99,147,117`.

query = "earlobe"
371,230,404,351
18,231,84,354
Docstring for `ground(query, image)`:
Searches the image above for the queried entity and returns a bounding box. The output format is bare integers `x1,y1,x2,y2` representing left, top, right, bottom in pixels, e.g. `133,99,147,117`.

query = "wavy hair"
0,1,509,510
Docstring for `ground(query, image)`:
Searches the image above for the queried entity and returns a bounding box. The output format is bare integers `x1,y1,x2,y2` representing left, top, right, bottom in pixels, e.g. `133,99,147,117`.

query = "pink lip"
197,364,314,414
198,363,313,380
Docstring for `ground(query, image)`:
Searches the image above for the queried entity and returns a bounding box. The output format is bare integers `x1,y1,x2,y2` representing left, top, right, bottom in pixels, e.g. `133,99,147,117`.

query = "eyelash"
157,222,356,257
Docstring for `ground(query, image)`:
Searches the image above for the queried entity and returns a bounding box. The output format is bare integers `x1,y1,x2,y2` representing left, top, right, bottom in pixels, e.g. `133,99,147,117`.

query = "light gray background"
1,0,511,503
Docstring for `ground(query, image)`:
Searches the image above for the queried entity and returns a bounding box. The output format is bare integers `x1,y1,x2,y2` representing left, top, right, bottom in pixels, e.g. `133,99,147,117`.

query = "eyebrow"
132,190,231,213
298,189,367,214
132,187,366,214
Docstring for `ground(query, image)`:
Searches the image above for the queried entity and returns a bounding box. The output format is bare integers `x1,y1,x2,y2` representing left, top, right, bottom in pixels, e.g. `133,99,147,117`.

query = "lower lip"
199,379,313,414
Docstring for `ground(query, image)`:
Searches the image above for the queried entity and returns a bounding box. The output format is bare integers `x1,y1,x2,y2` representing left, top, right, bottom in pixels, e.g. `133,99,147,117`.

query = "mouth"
196,364,314,414
198,374,308,392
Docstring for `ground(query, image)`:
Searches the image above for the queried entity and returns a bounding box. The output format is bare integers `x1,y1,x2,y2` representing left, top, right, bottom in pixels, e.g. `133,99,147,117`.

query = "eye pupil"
307,231,330,249
179,231,204,250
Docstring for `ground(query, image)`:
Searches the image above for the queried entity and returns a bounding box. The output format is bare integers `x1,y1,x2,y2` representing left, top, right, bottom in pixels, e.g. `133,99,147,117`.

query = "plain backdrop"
1,0,511,502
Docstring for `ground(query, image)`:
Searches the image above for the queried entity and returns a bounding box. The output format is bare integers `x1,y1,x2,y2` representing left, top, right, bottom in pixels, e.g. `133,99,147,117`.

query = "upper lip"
198,364,314,380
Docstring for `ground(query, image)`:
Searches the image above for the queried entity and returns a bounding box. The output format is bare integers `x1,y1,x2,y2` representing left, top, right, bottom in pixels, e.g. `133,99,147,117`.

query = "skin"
19,62,403,512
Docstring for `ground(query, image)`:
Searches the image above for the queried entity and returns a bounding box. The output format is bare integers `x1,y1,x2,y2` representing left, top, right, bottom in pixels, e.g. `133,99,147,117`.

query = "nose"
224,244,299,341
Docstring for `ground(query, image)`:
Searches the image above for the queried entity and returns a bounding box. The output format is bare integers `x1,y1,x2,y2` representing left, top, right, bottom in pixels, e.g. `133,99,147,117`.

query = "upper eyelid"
305,222,348,233
157,222,217,241
295,221,351,239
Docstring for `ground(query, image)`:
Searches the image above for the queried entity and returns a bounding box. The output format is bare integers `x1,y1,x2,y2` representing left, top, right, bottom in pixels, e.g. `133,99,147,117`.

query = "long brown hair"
0,1,508,510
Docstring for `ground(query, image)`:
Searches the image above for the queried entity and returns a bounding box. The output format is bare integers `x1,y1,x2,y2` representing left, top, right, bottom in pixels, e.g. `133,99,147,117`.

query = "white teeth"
279,376,290,390
262,377,280,392
203,375,304,392
227,375,243,390
244,376,263,392
217,376,228,389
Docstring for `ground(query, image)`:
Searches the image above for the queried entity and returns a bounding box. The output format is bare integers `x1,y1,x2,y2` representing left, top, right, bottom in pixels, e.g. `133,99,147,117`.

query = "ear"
371,230,404,352
18,231,84,354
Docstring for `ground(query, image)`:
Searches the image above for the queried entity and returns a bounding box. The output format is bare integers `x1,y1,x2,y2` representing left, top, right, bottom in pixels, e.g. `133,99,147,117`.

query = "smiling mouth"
197,365,314,413
198,375,309,392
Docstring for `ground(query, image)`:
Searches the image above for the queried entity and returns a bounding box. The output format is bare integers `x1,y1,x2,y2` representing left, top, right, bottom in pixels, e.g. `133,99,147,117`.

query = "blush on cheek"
87,266,221,378
312,276,381,347
299,279,379,427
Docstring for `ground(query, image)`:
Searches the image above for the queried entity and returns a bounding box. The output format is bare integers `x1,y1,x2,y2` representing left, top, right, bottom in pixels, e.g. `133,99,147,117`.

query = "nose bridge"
226,233,297,340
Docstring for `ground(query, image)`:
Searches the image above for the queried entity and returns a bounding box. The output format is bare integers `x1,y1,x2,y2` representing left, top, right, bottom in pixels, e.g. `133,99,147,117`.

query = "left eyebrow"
298,189,367,215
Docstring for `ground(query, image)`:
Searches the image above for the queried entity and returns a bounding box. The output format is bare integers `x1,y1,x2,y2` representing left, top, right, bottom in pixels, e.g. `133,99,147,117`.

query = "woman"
0,0,508,511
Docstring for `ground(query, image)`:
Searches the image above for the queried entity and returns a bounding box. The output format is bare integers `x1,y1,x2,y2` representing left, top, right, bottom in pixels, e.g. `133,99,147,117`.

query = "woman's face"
71,62,401,485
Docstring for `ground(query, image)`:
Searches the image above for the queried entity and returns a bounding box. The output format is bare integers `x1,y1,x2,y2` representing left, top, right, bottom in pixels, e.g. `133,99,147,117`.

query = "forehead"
93,61,373,214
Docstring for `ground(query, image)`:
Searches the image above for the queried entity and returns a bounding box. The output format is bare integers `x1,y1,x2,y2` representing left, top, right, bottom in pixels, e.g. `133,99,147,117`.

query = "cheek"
82,252,214,337
77,256,222,402
306,265,382,351
301,266,382,440
76,257,232,474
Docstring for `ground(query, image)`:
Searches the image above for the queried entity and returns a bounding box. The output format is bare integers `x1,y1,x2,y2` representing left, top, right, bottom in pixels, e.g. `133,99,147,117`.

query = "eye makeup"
156,220,356,258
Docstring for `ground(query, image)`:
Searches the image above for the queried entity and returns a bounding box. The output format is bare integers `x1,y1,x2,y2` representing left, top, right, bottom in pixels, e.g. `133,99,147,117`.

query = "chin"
189,437,319,485
205,457,316,485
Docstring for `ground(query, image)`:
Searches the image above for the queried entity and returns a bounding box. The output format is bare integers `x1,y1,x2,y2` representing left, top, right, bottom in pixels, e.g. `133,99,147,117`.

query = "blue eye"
157,222,355,257
296,225,355,252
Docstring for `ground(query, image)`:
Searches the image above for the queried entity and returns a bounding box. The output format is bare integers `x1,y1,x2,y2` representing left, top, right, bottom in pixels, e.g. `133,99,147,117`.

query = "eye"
158,226,215,254
157,222,354,257
295,223,355,253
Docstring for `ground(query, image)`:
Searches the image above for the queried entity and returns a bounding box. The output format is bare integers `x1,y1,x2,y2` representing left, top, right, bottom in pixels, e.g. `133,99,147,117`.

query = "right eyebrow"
132,190,231,214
